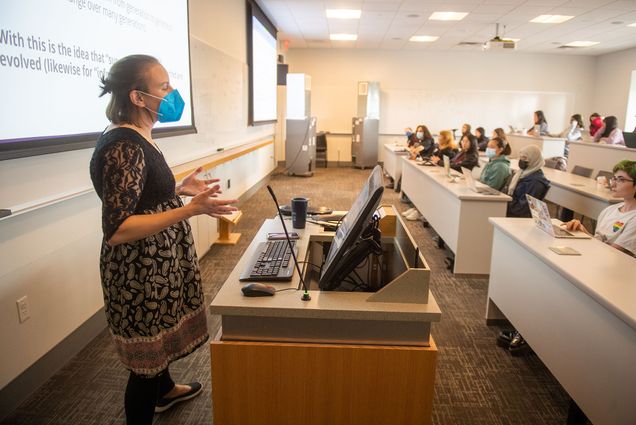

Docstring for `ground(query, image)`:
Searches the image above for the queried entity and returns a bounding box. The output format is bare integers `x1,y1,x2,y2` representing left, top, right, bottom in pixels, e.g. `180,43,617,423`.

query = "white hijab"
507,145,545,195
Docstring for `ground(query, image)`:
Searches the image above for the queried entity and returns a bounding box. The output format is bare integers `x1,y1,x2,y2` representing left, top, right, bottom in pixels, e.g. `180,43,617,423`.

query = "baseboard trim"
0,307,106,420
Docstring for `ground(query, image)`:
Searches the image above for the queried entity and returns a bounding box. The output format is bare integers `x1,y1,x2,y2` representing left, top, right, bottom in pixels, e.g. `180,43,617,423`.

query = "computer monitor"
319,166,384,291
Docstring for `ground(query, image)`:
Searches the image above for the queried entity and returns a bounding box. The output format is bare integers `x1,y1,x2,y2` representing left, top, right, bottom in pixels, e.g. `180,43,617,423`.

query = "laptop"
526,195,591,239
461,167,501,195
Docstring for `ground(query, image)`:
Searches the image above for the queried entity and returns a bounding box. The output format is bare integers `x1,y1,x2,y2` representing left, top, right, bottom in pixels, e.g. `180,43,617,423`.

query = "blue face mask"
485,147,497,158
405,131,413,137
138,89,185,123
416,131,424,140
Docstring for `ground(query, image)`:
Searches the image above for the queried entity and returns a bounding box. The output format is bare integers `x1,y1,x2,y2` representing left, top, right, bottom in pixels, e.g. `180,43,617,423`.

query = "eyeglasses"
610,176,635,184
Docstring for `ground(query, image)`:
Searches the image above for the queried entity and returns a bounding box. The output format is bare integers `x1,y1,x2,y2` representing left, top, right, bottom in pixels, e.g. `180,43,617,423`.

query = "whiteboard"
380,89,575,135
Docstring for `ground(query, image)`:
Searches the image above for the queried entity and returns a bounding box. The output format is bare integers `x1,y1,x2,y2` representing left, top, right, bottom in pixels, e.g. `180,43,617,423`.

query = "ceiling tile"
266,0,636,54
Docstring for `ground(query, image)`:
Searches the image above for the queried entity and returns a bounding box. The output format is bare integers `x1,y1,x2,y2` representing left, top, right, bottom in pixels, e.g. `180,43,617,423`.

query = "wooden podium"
210,336,437,425
216,210,242,245
209,206,441,425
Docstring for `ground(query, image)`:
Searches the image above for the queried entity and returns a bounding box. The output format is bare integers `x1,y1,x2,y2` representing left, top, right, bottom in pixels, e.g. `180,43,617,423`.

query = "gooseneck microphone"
266,185,311,302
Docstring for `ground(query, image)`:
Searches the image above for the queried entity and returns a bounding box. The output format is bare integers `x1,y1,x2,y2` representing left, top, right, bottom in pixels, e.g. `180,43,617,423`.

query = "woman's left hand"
178,167,221,197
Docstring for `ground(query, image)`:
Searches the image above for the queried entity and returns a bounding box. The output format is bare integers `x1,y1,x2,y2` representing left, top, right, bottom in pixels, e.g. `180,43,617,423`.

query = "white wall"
286,48,598,162
0,0,276,390
593,47,636,131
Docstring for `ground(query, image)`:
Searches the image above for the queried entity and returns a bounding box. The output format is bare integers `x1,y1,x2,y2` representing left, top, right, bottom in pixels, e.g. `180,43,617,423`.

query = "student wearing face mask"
565,160,636,257
526,110,549,136
417,125,435,157
89,55,238,425
407,124,435,159
404,127,416,146
505,145,551,217
479,137,511,191
450,133,479,172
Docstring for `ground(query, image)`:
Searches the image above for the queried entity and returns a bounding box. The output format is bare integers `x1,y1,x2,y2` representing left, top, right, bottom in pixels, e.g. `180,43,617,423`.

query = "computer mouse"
241,283,276,297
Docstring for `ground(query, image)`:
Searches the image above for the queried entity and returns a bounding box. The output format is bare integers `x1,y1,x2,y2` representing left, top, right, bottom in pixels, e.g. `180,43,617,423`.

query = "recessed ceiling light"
530,15,574,24
392,37,403,40
611,21,623,25
326,9,361,19
564,41,599,47
407,14,420,18
410,35,439,42
429,12,468,21
629,22,636,27
330,33,358,41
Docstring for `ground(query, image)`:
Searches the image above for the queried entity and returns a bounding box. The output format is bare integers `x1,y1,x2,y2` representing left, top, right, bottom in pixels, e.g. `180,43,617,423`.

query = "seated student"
461,123,471,138
480,137,511,191
498,145,551,355
404,127,417,146
589,112,603,137
505,145,550,217
526,110,549,136
492,127,507,143
502,160,636,357
450,133,479,171
562,114,584,142
593,115,626,146
565,160,636,257
430,130,459,166
475,127,489,151
561,113,585,157
409,124,435,158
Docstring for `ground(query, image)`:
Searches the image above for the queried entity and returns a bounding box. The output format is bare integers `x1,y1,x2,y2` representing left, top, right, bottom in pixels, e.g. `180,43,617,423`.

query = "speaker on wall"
277,64,289,86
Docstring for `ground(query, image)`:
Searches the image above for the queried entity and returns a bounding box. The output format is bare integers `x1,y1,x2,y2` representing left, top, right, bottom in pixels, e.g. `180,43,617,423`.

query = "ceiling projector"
483,24,516,50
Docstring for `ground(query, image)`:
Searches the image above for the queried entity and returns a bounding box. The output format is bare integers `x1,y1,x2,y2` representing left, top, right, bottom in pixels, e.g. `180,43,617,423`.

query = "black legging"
125,368,175,425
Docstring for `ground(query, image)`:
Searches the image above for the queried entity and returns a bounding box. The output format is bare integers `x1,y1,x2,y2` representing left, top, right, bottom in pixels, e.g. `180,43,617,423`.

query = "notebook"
461,167,500,195
526,195,591,239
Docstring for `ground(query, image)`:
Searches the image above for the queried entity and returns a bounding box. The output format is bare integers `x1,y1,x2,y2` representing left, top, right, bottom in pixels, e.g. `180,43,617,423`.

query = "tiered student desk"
487,217,636,425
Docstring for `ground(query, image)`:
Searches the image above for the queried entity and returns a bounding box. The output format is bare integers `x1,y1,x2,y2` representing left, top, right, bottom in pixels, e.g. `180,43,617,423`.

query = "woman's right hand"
563,219,590,235
188,185,238,218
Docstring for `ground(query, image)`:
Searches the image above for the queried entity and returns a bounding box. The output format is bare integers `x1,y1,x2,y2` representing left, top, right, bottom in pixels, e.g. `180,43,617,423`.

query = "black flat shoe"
496,329,515,348
509,332,531,356
155,382,203,413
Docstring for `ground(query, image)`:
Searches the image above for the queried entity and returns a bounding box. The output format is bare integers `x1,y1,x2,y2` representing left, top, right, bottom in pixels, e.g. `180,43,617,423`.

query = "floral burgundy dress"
89,127,208,377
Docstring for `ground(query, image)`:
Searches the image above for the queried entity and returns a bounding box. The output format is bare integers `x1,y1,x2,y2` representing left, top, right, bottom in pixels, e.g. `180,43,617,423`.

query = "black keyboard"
239,240,297,282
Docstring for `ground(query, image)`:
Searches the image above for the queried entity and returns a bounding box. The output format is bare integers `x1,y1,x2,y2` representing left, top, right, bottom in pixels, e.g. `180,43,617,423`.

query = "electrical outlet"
227,179,231,189
16,296,30,323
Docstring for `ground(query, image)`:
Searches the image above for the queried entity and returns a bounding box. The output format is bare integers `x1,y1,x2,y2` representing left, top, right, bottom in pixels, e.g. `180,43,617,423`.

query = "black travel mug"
291,197,308,229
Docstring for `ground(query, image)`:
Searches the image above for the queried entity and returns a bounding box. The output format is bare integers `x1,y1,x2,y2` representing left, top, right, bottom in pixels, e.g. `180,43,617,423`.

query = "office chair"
561,165,595,225
545,157,567,171
596,170,613,184
571,165,593,178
